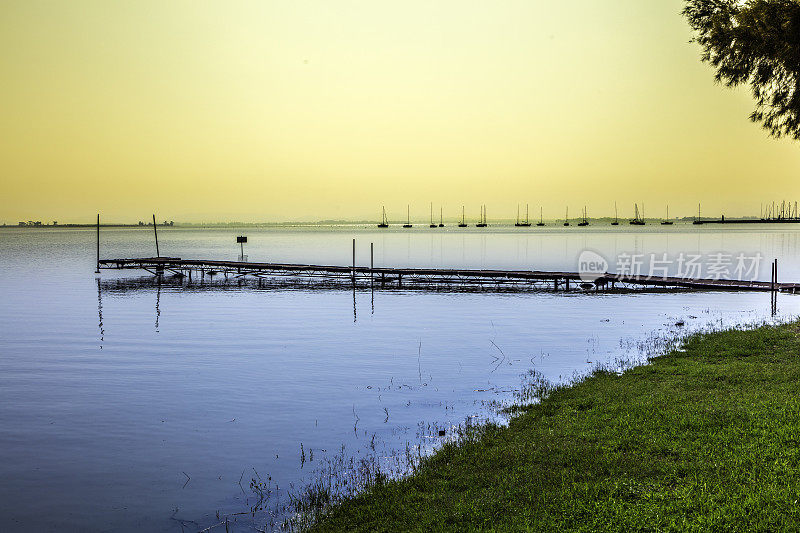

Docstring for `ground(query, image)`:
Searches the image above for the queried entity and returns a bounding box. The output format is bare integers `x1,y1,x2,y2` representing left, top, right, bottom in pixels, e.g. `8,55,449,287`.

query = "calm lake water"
1,225,798,531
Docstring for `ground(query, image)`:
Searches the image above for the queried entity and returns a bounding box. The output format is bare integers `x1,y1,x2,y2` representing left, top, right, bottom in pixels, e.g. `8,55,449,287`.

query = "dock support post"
95,213,100,274
152,214,160,258
771,259,778,315
398,273,402,287
565,278,569,291
771,260,776,292
553,278,557,290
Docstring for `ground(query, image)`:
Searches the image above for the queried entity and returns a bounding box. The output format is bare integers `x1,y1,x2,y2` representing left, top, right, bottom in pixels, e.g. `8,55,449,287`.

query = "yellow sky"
1,0,798,223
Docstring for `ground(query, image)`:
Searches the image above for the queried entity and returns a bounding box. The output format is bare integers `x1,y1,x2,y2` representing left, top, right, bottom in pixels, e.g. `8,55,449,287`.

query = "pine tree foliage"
684,0,800,140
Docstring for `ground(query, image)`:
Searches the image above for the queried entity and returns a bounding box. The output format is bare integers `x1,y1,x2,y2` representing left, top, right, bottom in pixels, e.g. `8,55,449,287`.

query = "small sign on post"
237,236,248,262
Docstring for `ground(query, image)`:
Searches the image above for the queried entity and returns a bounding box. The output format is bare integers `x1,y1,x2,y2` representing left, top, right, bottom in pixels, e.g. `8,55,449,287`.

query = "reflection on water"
97,278,105,347
97,274,791,341
1,226,799,532
155,281,161,332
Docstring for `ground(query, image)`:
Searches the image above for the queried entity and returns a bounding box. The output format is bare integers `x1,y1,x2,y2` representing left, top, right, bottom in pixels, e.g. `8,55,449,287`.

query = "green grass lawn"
312,322,800,531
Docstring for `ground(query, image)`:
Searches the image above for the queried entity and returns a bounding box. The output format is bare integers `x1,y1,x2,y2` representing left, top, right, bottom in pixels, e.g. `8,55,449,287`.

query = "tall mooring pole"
152,214,160,257
352,238,356,286
771,258,778,316
769,259,778,293
370,242,374,284
95,213,100,273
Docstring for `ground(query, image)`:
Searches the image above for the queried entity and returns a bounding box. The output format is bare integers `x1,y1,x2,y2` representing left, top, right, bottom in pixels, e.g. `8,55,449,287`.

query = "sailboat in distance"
476,205,487,227
537,206,545,226
578,206,589,226
403,205,413,228
429,203,437,228
378,206,389,228
630,203,645,225
611,202,619,225
516,204,531,227
439,206,444,227
458,206,468,227
563,206,570,226
693,203,703,225
661,204,674,225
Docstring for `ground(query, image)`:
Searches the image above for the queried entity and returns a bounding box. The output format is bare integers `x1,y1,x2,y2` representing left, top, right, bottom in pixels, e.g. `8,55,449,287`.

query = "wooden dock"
97,257,800,294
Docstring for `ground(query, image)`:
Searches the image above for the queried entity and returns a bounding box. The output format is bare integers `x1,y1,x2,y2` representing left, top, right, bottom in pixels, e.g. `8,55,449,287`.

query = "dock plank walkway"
98,257,800,293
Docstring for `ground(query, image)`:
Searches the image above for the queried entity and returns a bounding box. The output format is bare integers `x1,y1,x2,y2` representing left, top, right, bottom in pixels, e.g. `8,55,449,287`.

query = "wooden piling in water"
771,260,776,292
771,259,778,315
152,214,160,257
95,214,100,274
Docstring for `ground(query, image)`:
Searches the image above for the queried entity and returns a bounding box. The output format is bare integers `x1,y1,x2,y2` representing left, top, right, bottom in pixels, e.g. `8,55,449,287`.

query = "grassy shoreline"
311,322,800,531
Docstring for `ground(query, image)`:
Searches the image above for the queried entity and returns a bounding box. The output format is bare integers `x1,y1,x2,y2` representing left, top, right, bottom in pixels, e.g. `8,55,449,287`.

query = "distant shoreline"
1,222,381,228
0,217,776,229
